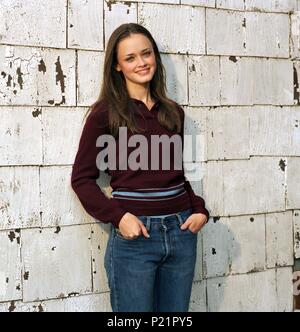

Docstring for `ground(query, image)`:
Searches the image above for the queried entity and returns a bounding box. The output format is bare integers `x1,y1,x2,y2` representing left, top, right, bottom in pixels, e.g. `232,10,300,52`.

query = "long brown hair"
83,23,182,138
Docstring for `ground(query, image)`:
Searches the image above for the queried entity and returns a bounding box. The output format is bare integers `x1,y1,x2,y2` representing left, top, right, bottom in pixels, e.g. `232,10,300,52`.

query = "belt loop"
146,217,151,232
176,213,184,226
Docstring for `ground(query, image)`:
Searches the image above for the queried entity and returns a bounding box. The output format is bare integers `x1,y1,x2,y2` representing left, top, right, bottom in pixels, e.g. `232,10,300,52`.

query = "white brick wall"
0,0,298,312
207,9,289,57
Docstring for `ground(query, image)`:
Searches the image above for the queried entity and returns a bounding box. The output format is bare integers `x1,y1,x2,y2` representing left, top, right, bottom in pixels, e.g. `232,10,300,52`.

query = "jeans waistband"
136,207,193,231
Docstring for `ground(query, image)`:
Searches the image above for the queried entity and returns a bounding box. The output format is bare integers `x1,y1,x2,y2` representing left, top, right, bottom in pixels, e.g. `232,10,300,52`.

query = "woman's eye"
126,52,151,61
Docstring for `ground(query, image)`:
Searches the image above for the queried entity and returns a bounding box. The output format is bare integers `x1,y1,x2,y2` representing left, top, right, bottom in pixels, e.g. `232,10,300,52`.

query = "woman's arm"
71,103,127,228
178,105,210,222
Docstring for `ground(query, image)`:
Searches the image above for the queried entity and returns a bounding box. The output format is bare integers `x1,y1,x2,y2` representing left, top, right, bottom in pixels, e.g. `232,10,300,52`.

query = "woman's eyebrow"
124,48,151,57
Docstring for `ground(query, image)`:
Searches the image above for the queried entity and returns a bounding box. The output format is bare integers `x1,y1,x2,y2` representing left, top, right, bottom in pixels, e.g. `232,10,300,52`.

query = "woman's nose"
136,56,146,66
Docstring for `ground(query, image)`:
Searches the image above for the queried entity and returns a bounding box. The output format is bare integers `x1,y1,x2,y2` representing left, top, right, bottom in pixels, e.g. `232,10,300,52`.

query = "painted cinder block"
188,56,220,106
275,267,294,312
40,166,92,227
221,56,253,105
183,162,207,195
42,107,88,165
183,106,208,162
203,160,224,216
0,107,42,165
286,157,300,209
223,157,286,215
220,57,293,105
246,0,297,13
0,230,22,302
245,11,289,58
0,45,76,106
290,12,300,59
216,0,245,10
161,54,188,105
203,214,265,278
42,292,111,312
194,233,204,282
266,211,294,268
205,158,286,218
207,107,249,160
77,51,104,106
207,9,246,55
0,292,111,312
207,268,292,312
182,0,215,7
189,280,207,312
0,0,66,48
217,0,297,12
91,223,111,293
202,217,231,278
138,3,205,54
68,0,103,50
0,300,44,312
21,224,92,302
104,1,137,49
228,214,265,275
207,9,289,57
0,167,40,230
249,106,300,156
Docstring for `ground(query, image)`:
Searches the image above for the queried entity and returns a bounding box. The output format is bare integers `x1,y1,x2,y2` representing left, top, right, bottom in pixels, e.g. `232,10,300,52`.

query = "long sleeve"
179,106,210,221
184,180,209,220
71,105,127,228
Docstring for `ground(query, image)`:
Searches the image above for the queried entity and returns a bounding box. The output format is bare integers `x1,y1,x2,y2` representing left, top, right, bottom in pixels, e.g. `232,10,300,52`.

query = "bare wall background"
0,0,299,312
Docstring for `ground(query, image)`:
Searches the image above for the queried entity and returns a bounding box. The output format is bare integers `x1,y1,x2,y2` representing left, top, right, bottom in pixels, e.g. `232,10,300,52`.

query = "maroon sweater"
71,98,209,228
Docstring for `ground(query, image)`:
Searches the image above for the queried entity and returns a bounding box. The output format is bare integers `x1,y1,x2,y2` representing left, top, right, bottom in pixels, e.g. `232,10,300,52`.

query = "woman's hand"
118,212,150,239
180,213,208,234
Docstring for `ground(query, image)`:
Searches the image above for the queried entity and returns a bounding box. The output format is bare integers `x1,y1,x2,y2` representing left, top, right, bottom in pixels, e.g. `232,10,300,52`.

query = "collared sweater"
71,98,209,228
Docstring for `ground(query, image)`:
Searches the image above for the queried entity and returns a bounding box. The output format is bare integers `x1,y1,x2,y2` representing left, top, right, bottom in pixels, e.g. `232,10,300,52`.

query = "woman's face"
115,33,157,86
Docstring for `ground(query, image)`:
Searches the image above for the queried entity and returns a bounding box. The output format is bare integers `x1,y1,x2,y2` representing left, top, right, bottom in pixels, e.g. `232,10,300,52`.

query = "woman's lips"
136,68,150,75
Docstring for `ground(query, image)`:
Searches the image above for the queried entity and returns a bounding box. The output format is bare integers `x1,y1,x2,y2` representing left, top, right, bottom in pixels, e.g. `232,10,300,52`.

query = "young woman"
71,23,209,312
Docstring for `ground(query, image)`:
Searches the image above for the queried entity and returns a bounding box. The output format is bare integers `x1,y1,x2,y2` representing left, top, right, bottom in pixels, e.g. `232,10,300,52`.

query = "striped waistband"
111,182,186,202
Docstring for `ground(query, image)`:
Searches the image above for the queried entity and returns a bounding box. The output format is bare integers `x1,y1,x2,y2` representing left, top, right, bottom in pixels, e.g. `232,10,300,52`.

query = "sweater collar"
130,98,160,116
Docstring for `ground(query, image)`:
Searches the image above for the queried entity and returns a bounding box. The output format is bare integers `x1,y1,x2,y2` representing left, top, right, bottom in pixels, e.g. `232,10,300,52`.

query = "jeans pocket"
179,208,193,223
178,208,197,235
115,228,141,241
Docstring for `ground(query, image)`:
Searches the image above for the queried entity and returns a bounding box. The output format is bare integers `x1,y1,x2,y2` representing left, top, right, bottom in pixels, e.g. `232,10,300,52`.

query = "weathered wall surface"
0,0,299,312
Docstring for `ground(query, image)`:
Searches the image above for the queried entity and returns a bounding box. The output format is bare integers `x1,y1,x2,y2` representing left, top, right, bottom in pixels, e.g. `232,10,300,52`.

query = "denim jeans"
104,207,198,312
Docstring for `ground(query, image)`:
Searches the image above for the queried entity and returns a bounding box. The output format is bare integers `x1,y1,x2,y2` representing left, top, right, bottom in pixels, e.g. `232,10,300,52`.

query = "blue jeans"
104,207,198,312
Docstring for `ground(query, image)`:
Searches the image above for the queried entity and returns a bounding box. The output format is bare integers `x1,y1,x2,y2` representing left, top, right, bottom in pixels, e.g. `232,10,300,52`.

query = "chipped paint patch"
54,56,66,106
32,108,41,117
213,216,220,223
294,66,300,105
24,271,29,281
38,59,46,74
279,158,286,171
8,231,15,242
106,0,117,11
8,301,15,312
